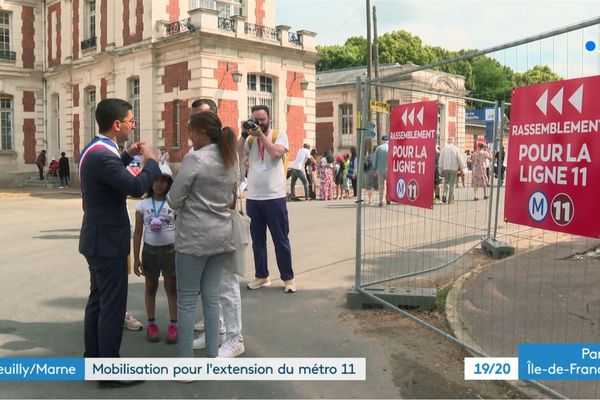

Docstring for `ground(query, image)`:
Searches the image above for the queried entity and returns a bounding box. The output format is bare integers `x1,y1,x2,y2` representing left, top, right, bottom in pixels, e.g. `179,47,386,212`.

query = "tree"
514,65,561,87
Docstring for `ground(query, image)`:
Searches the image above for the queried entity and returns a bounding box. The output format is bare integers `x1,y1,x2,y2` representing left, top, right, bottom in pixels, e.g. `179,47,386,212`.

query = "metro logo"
535,84,584,116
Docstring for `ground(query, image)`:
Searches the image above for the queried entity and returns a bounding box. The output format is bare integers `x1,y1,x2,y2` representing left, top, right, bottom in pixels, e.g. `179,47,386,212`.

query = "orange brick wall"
167,0,179,22
448,101,457,117
23,91,35,112
100,78,107,100
47,2,61,68
163,62,191,93
162,100,190,162
73,84,80,108
214,61,238,91
448,121,456,137
23,119,36,164
286,105,306,160
100,0,107,51
72,0,79,60
123,0,144,45
286,71,304,98
316,102,333,118
255,0,265,26
22,6,35,68
217,99,239,136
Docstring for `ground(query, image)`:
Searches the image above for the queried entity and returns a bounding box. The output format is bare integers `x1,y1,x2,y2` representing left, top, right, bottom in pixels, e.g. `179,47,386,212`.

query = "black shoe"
98,380,145,389
442,196,447,203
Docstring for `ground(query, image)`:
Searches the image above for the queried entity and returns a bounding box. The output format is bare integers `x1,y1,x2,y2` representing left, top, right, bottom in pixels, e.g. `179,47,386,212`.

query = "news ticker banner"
0,358,365,381
465,344,600,380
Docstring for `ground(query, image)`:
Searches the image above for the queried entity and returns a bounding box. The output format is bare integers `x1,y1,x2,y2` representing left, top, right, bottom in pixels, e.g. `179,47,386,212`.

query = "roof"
316,63,409,88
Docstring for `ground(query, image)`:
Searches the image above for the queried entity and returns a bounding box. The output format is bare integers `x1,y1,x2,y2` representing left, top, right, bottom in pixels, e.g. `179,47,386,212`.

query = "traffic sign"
370,100,390,114
505,75,600,238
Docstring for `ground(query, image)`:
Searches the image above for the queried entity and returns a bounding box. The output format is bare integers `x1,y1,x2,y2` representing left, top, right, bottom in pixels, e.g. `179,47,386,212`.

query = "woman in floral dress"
319,150,334,200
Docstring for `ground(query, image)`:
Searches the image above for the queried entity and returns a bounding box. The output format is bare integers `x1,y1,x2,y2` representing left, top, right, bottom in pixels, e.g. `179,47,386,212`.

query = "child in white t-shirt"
133,165,177,344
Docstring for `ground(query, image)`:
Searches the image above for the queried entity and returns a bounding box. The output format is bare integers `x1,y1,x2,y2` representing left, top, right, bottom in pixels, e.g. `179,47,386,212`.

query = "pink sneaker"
146,324,160,342
166,324,178,344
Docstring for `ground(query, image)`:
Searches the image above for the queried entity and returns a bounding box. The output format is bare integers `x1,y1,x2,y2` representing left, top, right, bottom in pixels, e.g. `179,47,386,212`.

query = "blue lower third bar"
0,358,84,381
519,344,600,380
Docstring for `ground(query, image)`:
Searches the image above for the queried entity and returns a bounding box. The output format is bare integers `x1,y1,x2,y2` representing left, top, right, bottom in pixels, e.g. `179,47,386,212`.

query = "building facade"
315,64,468,156
0,0,318,186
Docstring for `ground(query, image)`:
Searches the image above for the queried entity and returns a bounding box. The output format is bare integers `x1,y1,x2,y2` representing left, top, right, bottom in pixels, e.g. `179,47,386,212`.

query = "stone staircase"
20,175,60,189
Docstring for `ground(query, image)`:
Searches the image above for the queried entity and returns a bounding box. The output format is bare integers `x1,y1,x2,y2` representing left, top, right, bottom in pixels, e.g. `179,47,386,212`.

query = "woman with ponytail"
167,112,237,359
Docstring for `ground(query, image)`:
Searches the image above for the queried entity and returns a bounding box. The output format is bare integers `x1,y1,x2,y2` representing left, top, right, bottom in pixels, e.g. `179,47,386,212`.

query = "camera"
242,119,258,130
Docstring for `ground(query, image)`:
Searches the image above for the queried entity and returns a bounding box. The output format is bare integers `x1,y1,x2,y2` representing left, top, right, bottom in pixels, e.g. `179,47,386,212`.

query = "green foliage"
316,30,563,103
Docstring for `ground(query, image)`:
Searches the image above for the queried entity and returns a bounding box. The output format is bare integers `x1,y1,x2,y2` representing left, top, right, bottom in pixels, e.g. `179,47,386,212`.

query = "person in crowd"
58,152,70,189
472,142,493,201
304,149,317,200
35,150,47,180
190,100,245,358
242,105,296,293
363,151,378,205
159,147,170,166
495,145,506,184
438,137,464,204
319,150,334,201
343,153,351,198
434,145,442,204
348,146,358,197
465,149,472,171
334,156,345,200
48,158,59,177
133,165,177,344
79,98,160,388
372,136,390,207
288,143,311,201
167,112,237,359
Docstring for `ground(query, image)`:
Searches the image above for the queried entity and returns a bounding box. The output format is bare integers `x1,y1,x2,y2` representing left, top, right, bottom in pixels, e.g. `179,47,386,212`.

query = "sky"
276,0,600,77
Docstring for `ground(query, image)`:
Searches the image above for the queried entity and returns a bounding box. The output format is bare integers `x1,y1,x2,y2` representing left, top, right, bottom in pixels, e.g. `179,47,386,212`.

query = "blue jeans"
176,252,227,357
59,175,69,187
246,198,294,281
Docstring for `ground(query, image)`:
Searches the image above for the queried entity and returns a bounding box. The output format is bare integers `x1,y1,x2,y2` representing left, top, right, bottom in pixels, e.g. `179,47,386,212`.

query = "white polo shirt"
244,129,289,200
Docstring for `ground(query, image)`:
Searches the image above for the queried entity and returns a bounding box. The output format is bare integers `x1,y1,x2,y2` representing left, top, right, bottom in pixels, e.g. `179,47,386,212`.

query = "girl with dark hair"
133,165,177,344
167,112,238,359
348,146,358,197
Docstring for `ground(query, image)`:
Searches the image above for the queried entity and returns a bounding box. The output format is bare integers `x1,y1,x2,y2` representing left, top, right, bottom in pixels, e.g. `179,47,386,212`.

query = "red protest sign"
505,75,600,238
386,100,438,209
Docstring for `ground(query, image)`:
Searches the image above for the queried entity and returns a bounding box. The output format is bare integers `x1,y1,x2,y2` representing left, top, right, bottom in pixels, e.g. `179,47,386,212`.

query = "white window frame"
85,88,96,142
0,11,11,52
339,104,353,147
0,96,13,151
129,78,140,143
247,74,275,128
86,0,96,40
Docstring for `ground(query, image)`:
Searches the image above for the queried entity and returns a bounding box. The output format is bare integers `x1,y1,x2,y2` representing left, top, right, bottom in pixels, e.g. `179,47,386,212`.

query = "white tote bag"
226,161,251,276
226,207,251,276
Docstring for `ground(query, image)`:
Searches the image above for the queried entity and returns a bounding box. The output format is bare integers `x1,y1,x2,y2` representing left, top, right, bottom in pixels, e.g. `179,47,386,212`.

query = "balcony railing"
218,17,236,32
80,37,97,51
244,22,280,41
164,18,194,36
0,49,16,61
288,31,302,46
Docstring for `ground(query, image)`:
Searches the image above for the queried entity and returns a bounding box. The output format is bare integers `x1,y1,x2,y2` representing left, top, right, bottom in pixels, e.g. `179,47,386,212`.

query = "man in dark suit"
79,98,160,387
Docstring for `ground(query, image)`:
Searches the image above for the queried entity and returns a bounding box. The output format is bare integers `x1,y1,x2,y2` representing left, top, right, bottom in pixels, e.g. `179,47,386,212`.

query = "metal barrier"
352,16,600,399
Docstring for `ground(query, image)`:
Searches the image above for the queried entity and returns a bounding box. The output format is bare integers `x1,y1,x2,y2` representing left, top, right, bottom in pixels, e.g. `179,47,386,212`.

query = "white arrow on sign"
535,85,584,116
402,109,408,125
550,87,563,114
416,107,424,125
568,84,583,113
536,89,548,116
408,108,414,125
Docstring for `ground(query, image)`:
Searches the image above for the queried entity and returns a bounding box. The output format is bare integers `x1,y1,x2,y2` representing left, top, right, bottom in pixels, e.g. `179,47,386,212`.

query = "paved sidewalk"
0,188,513,398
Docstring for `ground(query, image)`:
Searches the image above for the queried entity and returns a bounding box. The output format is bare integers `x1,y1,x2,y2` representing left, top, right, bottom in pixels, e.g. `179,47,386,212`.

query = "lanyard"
151,198,166,218
257,138,266,161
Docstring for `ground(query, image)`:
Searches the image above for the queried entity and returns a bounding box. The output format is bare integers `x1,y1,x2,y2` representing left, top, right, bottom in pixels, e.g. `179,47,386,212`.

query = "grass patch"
435,284,453,310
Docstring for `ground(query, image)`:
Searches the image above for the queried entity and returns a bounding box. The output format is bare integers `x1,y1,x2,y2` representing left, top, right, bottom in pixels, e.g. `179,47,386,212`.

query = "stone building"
0,0,318,186
315,64,468,155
